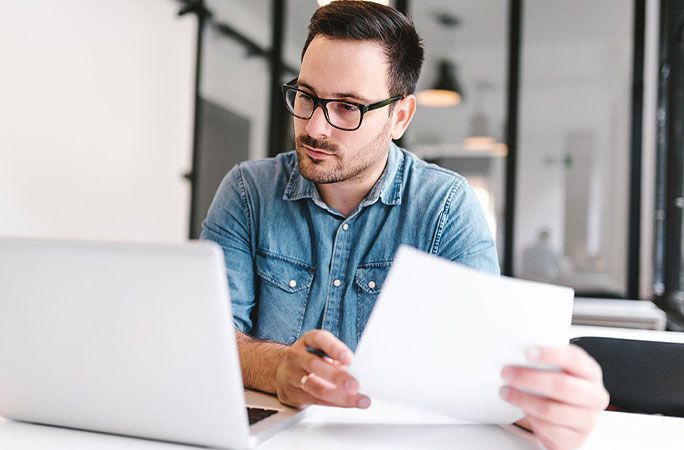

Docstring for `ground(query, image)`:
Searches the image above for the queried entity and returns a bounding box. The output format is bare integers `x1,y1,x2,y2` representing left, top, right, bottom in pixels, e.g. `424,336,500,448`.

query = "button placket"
322,218,354,335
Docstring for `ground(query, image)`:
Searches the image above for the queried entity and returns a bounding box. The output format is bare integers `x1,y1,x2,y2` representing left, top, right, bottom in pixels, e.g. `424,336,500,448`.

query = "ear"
390,95,417,140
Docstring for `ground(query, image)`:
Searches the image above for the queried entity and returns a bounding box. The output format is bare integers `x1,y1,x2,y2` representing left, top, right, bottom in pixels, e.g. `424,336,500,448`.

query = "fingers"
291,345,356,388
501,366,608,409
526,345,603,382
301,373,371,409
281,360,368,408
502,386,597,433
279,372,336,408
525,417,590,450
501,346,609,450
276,364,335,408
294,330,359,392
301,329,353,366
276,330,370,409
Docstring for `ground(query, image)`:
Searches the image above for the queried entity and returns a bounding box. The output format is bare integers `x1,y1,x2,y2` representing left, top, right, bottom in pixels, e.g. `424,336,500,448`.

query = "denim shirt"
201,143,499,351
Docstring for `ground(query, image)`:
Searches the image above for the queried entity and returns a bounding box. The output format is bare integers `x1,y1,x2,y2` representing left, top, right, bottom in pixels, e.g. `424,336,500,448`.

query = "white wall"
0,0,196,242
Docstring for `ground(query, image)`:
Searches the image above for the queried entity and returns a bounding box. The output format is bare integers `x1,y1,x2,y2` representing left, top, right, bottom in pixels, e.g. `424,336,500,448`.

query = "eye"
334,102,359,113
296,92,313,101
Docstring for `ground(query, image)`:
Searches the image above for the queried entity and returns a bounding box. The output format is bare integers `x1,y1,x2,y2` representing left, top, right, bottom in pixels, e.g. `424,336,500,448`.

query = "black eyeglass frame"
281,81,403,131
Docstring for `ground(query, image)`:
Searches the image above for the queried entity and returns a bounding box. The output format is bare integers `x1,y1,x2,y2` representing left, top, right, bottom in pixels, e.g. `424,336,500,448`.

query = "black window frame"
653,0,684,329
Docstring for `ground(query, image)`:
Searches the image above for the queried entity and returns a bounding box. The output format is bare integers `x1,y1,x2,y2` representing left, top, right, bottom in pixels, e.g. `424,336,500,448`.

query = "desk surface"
1,325,683,450
1,410,682,450
570,325,684,343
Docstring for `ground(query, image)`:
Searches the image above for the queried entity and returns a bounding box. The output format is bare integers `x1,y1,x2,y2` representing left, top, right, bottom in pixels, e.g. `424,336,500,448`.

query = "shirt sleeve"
200,164,257,333
433,178,501,275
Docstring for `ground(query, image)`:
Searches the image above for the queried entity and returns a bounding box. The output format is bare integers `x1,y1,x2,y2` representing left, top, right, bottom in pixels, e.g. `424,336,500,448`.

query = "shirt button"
289,280,297,288
333,279,342,287
342,223,349,231
368,281,376,289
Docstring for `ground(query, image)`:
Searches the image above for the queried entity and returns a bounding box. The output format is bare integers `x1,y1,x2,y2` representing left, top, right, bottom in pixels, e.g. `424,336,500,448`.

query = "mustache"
296,134,339,153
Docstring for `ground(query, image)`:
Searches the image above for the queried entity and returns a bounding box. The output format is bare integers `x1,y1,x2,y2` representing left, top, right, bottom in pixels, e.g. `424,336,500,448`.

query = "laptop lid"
0,237,252,449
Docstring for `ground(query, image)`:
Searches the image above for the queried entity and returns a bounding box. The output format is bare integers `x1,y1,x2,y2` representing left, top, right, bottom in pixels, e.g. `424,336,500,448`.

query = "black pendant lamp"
416,60,464,107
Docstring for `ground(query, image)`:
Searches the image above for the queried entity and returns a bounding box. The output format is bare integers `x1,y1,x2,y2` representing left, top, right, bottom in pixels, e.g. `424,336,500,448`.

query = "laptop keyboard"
247,407,279,425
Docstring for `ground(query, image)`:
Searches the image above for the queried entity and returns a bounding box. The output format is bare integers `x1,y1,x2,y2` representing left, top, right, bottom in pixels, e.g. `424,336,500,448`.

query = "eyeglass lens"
284,87,361,130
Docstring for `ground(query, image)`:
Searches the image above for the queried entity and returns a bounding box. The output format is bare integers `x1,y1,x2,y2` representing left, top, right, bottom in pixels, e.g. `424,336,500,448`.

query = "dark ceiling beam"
177,0,298,76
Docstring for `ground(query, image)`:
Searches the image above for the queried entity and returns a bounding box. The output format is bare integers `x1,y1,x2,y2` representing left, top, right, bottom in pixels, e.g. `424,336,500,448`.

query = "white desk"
571,324,684,343
1,325,683,449
1,409,682,450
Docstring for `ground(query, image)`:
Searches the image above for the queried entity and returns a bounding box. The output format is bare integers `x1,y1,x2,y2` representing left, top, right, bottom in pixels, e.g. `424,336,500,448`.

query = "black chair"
571,336,684,417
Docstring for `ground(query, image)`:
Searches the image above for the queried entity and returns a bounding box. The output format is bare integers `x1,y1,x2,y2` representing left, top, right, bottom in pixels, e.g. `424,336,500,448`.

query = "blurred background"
2,0,684,328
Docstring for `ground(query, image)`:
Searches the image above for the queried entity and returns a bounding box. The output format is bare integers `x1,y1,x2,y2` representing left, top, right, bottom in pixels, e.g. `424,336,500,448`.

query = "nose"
304,104,333,139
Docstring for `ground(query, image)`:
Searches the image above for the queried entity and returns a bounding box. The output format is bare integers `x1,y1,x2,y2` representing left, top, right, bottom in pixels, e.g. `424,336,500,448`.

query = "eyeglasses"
281,81,403,131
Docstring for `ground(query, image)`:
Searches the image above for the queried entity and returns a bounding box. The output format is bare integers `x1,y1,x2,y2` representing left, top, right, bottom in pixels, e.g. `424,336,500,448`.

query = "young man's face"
294,35,397,185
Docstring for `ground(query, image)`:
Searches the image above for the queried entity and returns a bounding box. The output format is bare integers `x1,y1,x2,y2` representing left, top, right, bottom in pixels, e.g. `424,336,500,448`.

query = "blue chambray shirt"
201,143,499,351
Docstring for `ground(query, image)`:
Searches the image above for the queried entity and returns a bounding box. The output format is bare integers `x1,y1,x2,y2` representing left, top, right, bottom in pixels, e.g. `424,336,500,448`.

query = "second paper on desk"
349,245,574,425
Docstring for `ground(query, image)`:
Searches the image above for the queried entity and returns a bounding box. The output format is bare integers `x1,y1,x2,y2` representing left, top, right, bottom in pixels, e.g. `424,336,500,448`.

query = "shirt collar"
283,142,404,207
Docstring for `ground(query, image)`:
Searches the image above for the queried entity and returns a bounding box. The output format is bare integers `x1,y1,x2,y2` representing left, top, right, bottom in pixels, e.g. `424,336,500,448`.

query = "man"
201,2,609,449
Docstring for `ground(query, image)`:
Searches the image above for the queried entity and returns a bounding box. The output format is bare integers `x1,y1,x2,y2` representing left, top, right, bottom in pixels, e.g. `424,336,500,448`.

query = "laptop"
0,237,307,449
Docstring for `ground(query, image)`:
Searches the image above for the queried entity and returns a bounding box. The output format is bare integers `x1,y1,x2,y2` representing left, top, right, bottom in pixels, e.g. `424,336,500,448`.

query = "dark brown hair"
301,1,424,97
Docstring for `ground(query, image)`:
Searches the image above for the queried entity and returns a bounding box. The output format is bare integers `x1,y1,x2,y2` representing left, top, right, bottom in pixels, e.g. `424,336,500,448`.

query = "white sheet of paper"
349,245,574,425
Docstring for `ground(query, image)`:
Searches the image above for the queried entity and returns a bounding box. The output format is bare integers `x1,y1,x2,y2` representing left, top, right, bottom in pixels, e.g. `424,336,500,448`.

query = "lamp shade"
464,112,496,150
416,60,464,107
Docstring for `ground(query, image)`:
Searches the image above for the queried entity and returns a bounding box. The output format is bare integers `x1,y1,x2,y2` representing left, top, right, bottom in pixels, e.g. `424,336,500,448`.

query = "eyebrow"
297,80,372,104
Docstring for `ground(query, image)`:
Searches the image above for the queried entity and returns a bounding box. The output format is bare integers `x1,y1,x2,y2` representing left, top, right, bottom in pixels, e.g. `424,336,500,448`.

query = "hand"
500,345,610,450
275,329,371,409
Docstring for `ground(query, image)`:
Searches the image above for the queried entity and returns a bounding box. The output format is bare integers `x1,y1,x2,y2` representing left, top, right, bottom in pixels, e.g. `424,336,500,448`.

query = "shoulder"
397,147,468,195
212,152,296,208
227,152,297,200
235,151,297,185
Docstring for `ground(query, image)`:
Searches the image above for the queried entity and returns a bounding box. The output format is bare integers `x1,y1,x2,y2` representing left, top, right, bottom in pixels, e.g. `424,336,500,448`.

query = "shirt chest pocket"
354,261,392,342
254,250,315,345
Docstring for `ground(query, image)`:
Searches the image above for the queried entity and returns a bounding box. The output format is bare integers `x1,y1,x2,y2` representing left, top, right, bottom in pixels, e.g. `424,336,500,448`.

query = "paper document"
350,245,574,424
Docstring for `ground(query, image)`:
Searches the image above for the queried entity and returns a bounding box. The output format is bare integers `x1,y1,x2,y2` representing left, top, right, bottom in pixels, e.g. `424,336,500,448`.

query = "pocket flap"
256,250,315,293
354,262,392,294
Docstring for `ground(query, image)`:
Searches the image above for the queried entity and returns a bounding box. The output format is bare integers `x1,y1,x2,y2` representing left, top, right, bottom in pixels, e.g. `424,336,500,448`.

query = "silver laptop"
0,237,307,449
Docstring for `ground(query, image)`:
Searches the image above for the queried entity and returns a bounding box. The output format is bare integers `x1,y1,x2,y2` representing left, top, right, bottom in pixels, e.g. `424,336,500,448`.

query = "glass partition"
515,0,634,296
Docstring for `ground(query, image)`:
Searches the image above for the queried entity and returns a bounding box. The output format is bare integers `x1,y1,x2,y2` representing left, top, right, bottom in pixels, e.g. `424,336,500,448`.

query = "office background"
1,0,683,328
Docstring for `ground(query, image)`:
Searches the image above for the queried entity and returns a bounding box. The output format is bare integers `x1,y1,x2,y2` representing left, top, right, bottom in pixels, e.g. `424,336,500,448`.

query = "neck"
316,154,389,217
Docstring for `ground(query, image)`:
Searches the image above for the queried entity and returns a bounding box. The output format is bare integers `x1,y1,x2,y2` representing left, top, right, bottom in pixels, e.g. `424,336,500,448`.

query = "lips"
303,144,334,159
